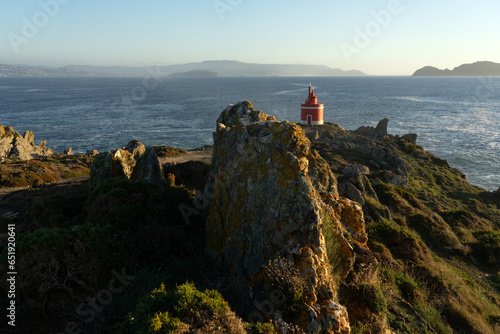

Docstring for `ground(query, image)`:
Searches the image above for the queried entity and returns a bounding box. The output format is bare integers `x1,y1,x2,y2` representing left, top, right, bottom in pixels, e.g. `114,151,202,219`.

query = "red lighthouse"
301,84,324,125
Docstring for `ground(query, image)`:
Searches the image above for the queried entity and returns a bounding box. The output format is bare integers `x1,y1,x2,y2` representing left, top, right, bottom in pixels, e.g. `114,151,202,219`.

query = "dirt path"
159,147,213,165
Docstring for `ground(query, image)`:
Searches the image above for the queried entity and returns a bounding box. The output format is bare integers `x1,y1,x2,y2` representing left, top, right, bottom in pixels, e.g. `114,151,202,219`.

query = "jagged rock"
89,148,136,189
343,165,370,178
131,147,164,192
38,139,46,148
88,152,114,190
206,101,368,333
369,147,411,186
11,136,39,160
339,181,365,205
341,165,378,199
125,139,146,158
401,133,418,144
89,140,164,191
112,148,136,178
86,149,99,157
63,147,73,155
353,118,389,138
23,131,34,146
0,125,54,160
375,118,389,137
371,147,387,165
383,170,408,186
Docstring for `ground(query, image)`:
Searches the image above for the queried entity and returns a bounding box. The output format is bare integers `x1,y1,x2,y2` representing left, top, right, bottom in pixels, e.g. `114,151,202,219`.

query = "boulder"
339,181,365,205
353,118,389,138
401,133,418,144
341,165,378,201
89,140,164,191
63,147,73,155
88,152,114,190
131,147,164,192
374,118,389,137
125,139,146,158
86,149,99,157
205,101,368,333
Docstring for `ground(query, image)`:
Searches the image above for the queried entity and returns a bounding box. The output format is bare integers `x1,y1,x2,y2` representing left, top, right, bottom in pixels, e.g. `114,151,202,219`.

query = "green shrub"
152,146,188,158
163,160,211,190
85,178,195,229
246,322,278,334
472,230,500,266
367,219,419,246
1,224,127,322
121,282,245,334
341,283,387,316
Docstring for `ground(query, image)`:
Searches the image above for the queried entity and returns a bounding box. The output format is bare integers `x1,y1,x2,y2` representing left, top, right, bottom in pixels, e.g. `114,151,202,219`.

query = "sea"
0,76,499,191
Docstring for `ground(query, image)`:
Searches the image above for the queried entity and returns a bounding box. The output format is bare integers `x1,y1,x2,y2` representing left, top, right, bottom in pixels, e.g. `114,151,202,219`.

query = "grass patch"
152,146,188,158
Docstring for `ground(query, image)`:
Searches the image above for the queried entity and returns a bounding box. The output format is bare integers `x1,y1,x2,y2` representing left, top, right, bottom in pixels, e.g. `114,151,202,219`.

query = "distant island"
0,60,366,77
168,69,222,77
412,61,500,76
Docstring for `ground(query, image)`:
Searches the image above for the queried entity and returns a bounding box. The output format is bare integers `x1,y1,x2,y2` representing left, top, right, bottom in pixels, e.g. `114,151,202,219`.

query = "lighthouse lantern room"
301,84,324,125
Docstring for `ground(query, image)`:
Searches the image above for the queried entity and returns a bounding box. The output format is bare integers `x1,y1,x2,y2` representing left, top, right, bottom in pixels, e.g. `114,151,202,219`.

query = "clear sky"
1,0,499,75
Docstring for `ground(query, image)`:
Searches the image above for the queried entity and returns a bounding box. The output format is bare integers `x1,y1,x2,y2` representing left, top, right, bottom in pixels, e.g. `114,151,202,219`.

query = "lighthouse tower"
301,84,324,125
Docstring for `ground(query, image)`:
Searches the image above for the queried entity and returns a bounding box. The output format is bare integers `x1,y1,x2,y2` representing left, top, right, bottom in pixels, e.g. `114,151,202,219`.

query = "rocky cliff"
0,125,53,160
205,101,370,333
2,102,500,334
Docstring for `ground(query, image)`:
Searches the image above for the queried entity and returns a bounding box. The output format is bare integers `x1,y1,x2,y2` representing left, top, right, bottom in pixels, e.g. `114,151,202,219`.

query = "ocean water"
0,76,499,191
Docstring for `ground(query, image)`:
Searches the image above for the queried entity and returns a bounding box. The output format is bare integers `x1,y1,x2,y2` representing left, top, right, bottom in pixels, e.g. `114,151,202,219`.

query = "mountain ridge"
0,60,366,77
412,61,500,76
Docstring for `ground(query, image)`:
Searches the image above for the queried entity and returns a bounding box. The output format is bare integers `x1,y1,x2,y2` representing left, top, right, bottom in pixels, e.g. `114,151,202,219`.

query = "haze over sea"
1,76,499,191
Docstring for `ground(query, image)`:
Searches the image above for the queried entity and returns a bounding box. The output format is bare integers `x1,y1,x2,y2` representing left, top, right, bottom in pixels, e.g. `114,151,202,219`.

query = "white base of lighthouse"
301,120,324,125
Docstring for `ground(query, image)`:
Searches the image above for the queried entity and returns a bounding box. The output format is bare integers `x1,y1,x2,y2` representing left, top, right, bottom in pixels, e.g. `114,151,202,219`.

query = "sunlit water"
0,76,499,191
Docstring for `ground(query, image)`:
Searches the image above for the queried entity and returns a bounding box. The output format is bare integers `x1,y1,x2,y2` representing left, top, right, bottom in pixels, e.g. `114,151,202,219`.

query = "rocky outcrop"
401,133,417,144
89,140,164,191
354,118,388,138
86,149,99,157
205,101,368,333
338,165,379,206
0,125,54,160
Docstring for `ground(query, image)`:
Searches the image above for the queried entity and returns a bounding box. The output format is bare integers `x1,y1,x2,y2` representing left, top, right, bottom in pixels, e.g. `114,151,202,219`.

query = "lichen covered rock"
131,147,164,191
206,101,368,333
89,140,164,191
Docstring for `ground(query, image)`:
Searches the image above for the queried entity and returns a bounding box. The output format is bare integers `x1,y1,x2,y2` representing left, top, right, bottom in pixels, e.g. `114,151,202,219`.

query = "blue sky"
1,0,499,75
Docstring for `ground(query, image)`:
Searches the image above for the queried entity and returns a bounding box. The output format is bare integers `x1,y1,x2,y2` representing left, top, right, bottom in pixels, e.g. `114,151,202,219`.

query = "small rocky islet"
1,102,500,333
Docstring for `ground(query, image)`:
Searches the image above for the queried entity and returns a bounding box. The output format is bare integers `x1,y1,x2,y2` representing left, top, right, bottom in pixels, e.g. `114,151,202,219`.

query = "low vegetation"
0,154,92,187
152,146,188,158
1,123,499,333
309,123,500,333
